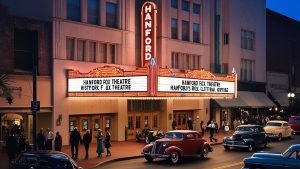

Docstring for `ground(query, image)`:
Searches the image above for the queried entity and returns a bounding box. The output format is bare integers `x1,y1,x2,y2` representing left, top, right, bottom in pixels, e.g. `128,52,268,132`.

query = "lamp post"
287,92,295,116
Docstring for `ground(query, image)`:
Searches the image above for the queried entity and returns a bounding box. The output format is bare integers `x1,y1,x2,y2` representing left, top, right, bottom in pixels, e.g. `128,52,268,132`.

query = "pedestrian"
83,129,92,159
96,129,104,157
18,134,26,153
187,117,193,130
172,118,176,130
55,131,62,151
214,122,219,133
70,127,82,159
200,121,205,136
6,134,18,168
104,128,112,156
45,128,54,150
37,128,46,150
208,121,218,142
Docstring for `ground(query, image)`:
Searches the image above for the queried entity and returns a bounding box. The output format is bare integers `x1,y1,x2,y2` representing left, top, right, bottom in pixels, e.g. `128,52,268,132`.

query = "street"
96,135,300,169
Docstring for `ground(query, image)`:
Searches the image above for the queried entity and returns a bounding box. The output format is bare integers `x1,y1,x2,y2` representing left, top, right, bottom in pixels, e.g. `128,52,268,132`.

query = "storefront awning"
214,91,276,108
269,92,289,107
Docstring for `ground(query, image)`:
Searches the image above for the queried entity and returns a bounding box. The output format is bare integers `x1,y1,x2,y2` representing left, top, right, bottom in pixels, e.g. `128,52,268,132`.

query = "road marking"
212,162,244,169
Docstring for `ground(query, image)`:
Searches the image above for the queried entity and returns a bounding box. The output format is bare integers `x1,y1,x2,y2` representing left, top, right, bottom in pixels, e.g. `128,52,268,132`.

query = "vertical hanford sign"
141,2,157,67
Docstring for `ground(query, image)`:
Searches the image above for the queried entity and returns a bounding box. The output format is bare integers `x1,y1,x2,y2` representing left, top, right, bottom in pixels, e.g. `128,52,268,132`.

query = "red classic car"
142,130,213,164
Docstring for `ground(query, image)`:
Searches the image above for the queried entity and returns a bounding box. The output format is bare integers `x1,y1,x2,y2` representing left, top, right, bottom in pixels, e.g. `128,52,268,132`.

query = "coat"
54,135,62,151
96,133,103,153
83,133,92,146
104,132,111,148
70,130,82,145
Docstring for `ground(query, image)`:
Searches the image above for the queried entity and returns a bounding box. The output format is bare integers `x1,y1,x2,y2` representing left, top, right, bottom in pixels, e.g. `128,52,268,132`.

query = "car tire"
170,151,180,164
248,143,254,152
278,133,282,141
201,146,209,159
145,156,153,162
224,145,230,151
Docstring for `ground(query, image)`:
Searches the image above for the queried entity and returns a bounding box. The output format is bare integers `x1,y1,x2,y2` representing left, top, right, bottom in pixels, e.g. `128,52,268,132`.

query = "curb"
91,142,223,168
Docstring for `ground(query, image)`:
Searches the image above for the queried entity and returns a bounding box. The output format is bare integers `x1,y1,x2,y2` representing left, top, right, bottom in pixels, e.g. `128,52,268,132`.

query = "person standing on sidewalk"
200,121,205,136
83,129,92,159
172,118,176,130
37,128,46,150
208,121,218,142
45,128,54,150
96,129,104,157
54,131,62,151
104,128,112,156
70,127,82,159
187,117,193,130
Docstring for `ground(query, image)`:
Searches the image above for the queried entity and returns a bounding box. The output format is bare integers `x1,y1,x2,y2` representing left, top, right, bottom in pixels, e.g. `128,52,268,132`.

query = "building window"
109,44,116,64
66,38,75,60
88,41,96,62
87,0,99,25
136,116,141,129
153,115,158,128
193,3,200,14
106,2,118,28
182,0,189,11
193,23,200,43
171,0,178,8
67,0,81,22
240,59,255,81
77,40,85,61
224,33,229,45
241,29,255,50
171,18,178,39
182,20,189,41
99,43,107,63
171,52,201,70
128,116,133,129
14,29,37,72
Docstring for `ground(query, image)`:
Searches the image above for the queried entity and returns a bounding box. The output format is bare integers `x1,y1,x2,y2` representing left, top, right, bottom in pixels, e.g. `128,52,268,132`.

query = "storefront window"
82,119,88,130
144,116,149,128
128,116,133,129
70,121,75,131
94,119,100,130
105,118,110,129
136,116,141,129
178,114,181,125
153,115,158,128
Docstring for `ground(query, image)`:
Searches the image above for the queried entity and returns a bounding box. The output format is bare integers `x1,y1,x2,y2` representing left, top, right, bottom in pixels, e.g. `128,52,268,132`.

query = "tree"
0,73,13,103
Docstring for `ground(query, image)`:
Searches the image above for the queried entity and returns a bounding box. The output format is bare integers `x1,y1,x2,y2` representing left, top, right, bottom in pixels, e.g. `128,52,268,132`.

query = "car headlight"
162,143,167,147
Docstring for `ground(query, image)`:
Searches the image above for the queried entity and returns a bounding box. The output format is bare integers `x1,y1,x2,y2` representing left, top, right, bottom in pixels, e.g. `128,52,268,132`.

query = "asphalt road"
96,135,300,169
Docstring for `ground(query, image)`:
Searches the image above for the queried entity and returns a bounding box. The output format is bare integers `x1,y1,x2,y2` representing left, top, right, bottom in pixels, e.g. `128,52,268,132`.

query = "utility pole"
32,32,38,151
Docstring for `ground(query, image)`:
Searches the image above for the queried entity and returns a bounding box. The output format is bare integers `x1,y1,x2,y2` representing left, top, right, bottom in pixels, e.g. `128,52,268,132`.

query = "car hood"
251,152,283,159
156,138,182,142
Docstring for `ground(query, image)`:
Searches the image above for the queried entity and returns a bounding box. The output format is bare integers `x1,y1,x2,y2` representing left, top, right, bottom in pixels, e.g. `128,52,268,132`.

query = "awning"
214,91,276,108
269,92,289,107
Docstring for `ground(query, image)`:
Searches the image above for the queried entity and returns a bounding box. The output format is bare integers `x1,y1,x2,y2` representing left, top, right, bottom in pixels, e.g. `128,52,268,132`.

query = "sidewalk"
0,131,232,169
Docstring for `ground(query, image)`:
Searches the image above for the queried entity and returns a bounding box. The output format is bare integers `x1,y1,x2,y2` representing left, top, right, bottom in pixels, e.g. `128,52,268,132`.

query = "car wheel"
248,143,254,152
170,151,180,164
224,145,230,151
278,133,282,141
145,136,150,144
201,146,209,159
145,156,153,162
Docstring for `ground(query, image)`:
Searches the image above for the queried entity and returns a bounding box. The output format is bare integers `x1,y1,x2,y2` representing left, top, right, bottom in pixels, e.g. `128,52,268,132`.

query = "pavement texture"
0,131,232,169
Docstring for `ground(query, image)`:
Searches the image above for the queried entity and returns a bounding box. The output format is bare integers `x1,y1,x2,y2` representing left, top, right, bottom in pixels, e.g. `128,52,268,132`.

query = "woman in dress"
96,129,103,157
104,128,111,156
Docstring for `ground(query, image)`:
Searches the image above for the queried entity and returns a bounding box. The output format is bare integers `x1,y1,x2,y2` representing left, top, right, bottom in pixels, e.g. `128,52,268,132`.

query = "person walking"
83,129,92,159
18,134,26,153
54,131,62,151
37,128,46,150
104,128,112,156
45,128,54,150
215,121,219,133
6,134,18,168
200,121,205,136
208,121,218,142
96,129,104,157
70,127,82,159
187,117,193,130
172,118,176,130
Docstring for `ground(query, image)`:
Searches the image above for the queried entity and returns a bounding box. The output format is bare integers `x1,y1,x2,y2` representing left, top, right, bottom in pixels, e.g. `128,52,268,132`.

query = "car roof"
267,120,287,123
22,151,70,157
237,125,261,127
289,144,300,150
167,130,199,134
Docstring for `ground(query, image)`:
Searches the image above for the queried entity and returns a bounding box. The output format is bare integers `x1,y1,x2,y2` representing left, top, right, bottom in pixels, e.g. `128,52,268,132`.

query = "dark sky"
266,0,300,21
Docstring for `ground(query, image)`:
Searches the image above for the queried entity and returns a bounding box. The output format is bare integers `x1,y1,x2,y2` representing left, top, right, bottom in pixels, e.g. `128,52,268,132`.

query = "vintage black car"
136,129,164,144
223,125,268,152
11,151,82,169
242,144,300,169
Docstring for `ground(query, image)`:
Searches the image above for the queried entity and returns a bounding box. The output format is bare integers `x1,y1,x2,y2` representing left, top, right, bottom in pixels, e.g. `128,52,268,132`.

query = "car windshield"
282,147,293,157
165,132,184,139
266,122,282,127
236,127,254,132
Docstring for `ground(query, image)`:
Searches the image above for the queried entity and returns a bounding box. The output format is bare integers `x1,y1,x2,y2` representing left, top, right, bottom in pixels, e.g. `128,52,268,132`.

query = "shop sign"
158,77,235,94
68,76,148,92
141,1,157,66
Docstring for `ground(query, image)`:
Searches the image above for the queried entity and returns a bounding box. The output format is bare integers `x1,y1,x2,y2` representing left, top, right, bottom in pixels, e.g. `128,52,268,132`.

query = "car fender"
203,142,213,152
143,144,153,153
165,146,184,156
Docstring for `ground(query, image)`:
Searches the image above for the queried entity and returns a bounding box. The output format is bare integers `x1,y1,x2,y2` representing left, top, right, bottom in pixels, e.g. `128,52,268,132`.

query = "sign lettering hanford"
141,2,157,67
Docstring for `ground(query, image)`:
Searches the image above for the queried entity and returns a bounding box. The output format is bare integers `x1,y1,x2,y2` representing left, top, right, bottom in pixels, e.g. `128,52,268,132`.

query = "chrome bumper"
142,152,170,158
223,143,248,148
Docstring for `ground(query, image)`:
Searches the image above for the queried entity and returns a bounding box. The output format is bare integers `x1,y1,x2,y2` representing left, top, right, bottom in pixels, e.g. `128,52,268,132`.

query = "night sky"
266,0,300,21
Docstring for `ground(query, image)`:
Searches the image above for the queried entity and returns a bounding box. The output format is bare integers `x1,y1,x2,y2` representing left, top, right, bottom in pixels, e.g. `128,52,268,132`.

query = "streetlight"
287,92,295,115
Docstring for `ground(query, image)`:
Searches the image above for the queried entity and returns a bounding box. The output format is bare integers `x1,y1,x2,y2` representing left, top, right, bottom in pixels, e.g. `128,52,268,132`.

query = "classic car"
223,125,268,152
264,120,293,141
11,151,82,169
289,116,300,133
141,130,213,164
242,144,300,169
136,129,164,144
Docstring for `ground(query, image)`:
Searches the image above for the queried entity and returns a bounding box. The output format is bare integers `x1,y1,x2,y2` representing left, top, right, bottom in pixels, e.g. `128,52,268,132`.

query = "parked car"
264,120,293,141
223,125,268,152
142,130,213,164
136,129,164,144
288,116,300,133
11,151,82,169
242,144,300,169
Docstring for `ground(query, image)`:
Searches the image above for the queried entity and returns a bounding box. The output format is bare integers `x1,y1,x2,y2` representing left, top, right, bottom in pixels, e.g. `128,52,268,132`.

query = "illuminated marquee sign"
141,2,157,66
158,77,235,94
68,76,148,92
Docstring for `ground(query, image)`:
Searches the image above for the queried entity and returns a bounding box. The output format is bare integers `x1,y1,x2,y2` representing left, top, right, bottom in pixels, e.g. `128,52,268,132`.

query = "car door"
257,127,266,146
285,150,300,169
182,133,196,155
